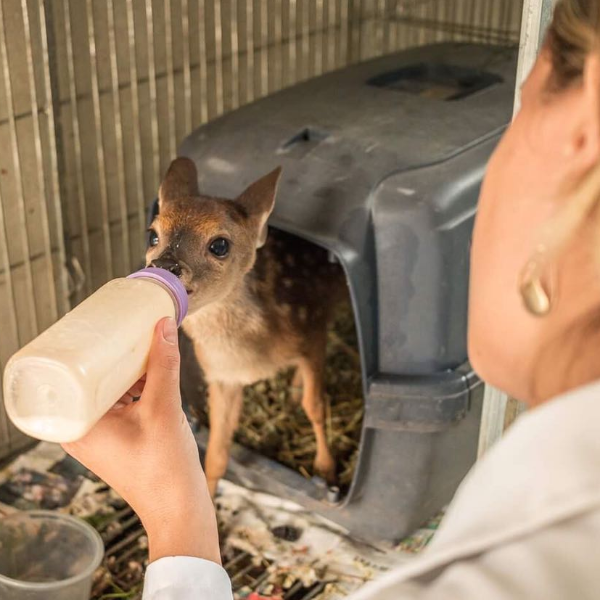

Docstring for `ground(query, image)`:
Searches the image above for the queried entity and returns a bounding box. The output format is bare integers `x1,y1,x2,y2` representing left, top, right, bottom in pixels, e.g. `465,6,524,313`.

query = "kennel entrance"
173,42,518,543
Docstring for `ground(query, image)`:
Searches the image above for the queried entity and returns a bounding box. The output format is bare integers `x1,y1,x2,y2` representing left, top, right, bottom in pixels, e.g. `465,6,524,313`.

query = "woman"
63,1,600,597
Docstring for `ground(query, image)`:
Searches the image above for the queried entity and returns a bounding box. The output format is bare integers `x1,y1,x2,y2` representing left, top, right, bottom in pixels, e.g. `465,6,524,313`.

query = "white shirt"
143,380,600,599
143,556,233,600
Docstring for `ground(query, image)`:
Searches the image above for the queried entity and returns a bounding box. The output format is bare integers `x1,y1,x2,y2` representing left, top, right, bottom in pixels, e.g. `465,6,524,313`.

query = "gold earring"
516,161,600,317
519,256,551,317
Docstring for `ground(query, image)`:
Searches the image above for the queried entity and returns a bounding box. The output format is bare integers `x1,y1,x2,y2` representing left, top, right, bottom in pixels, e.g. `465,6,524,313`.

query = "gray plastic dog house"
154,42,517,543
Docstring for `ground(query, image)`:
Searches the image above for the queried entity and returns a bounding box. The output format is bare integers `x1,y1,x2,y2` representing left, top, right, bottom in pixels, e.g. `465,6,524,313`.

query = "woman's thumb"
142,317,181,411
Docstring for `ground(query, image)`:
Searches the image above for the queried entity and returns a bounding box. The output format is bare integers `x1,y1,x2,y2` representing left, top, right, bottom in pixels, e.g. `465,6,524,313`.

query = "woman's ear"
236,167,282,248
567,51,600,169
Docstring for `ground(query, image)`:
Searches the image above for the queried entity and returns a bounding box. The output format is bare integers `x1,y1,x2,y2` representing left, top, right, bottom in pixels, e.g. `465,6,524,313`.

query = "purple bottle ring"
127,267,189,327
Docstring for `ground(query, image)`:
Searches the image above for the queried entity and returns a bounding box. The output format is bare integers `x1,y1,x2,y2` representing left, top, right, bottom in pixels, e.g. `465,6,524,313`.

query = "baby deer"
146,157,346,496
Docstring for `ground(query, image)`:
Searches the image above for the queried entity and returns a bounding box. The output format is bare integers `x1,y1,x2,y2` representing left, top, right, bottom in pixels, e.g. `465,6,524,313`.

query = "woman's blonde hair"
548,0,600,90
520,0,600,315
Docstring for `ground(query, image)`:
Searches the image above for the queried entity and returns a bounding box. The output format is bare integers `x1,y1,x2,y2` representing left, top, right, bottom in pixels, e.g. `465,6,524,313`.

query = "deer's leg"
297,354,336,484
205,381,244,498
290,367,303,403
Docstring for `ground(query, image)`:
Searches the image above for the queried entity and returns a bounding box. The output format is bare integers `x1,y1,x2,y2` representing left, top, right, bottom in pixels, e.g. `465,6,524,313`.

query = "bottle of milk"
2,268,188,443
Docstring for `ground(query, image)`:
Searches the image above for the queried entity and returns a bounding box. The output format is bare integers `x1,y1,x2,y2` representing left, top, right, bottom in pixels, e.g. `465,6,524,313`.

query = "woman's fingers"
112,392,136,410
112,399,130,410
110,374,147,411
128,377,146,398
139,318,182,416
112,379,146,410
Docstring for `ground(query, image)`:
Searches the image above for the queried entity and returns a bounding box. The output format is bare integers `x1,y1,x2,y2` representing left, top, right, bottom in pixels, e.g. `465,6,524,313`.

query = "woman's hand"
62,317,221,565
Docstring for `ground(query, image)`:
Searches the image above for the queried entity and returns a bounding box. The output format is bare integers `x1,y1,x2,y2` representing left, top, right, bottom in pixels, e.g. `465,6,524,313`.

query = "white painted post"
477,0,556,458
514,0,556,113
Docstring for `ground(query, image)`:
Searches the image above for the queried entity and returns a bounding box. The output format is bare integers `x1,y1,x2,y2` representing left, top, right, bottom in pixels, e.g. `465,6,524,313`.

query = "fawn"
146,157,345,496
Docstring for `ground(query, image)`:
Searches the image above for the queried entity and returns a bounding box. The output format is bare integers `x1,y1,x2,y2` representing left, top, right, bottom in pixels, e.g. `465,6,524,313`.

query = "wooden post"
477,0,556,458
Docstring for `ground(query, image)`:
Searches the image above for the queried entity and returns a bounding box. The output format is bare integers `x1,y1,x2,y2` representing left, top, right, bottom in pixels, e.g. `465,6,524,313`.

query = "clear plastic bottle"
2,268,188,443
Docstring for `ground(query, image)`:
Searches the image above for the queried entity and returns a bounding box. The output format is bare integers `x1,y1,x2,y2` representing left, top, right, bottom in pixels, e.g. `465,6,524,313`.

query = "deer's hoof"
314,456,337,486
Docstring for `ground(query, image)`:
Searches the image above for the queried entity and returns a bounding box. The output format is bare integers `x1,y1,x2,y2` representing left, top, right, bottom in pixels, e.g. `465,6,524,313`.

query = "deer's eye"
209,237,230,258
148,229,159,247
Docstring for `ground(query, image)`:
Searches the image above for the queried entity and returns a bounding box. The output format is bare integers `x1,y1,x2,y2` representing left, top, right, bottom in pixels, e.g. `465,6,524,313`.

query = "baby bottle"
2,268,188,443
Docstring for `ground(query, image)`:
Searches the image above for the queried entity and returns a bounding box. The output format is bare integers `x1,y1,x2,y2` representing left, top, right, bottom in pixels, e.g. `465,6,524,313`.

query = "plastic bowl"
0,510,104,599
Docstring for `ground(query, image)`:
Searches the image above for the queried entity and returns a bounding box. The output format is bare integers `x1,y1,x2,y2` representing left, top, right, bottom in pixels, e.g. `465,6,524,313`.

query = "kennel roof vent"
367,62,502,100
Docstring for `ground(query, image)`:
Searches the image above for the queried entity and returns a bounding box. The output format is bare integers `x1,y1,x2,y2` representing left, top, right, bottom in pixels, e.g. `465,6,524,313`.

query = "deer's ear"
159,157,200,205
237,167,282,247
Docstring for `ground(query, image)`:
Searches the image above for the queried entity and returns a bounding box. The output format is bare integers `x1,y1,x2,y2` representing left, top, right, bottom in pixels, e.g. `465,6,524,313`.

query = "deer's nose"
150,255,182,277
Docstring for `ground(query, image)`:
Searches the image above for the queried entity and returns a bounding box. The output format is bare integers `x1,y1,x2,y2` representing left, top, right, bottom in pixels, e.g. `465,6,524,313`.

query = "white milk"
2,269,188,443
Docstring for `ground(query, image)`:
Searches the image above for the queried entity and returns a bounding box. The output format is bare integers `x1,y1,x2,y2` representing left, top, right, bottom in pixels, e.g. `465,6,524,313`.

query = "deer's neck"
183,272,265,339
182,271,283,385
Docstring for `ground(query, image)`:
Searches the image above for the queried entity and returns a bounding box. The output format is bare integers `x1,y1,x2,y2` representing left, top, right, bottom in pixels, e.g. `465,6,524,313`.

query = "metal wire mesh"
90,498,326,598
0,0,524,459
